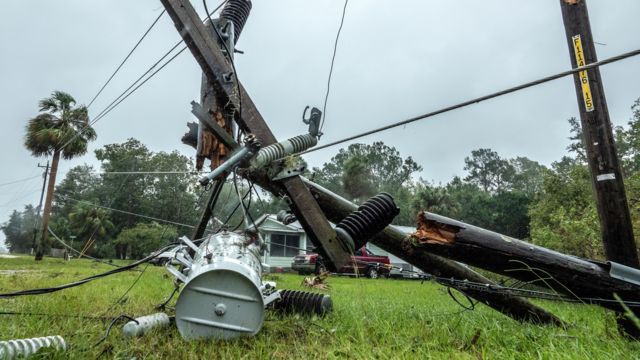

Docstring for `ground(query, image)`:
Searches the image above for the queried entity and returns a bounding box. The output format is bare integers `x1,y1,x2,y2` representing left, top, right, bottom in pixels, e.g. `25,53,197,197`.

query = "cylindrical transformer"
174,231,265,340
0,336,66,359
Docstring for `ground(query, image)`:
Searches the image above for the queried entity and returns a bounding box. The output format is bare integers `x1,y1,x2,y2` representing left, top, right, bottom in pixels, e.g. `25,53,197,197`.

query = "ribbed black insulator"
336,193,399,250
273,290,332,316
220,0,252,42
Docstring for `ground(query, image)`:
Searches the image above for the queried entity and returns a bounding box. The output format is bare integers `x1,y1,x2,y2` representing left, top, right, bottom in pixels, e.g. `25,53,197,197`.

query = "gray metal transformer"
168,231,274,340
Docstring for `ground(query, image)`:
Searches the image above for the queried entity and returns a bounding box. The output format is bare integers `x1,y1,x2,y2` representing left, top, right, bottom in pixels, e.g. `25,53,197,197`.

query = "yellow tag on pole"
572,34,595,112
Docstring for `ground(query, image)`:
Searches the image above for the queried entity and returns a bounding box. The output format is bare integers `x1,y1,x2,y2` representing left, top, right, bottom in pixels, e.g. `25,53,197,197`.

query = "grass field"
1,255,639,359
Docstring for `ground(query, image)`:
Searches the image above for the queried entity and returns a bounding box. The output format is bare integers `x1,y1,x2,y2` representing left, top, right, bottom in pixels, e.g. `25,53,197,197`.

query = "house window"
270,234,300,257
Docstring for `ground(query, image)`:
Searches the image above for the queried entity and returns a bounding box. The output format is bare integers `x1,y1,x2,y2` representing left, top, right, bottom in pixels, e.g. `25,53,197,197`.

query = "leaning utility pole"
32,161,50,255
560,0,640,336
161,0,353,271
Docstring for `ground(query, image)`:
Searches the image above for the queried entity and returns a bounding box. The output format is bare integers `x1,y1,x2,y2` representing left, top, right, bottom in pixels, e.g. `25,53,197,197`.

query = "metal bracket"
165,263,188,283
179,236,201,254
208,18,236,60
199,135,261,186
302,106,322,138
271,157,308,181
608,261,640,286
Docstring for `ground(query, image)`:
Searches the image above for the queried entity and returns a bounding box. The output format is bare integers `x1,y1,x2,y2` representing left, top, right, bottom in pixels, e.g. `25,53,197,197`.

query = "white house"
255,213,420,276
254,214,309,269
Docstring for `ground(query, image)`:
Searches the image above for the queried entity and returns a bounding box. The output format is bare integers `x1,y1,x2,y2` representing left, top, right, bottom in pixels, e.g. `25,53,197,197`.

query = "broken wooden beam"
409,211,640,312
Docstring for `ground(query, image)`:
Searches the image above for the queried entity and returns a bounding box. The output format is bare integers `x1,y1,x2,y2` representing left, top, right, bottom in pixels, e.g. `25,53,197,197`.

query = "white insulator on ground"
0,335,66,359
122,313,171,337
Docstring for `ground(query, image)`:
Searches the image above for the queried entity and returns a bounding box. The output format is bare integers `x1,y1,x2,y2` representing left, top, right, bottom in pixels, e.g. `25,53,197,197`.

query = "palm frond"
27,91,95,160
24,114,57,156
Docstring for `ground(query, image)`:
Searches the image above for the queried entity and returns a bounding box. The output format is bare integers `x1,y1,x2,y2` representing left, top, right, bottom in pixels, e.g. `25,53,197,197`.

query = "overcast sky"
1,0,640,248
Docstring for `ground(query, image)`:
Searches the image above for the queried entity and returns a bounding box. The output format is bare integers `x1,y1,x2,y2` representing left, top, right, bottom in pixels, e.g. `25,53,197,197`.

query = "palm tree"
24,91,97,260
69,203,113,256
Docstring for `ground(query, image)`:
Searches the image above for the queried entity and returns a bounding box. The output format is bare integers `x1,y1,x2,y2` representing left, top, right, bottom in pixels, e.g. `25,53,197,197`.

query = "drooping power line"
57,194,196,229
303,47,640,155
320,0,349,134
87,9,166,108
0,174,41,188
58,1,228,152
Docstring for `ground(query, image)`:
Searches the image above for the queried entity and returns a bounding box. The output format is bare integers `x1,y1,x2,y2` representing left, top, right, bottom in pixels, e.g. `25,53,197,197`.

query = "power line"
48,227,121,268
91,0,227,124
320,0,349,133
58,1,228,152
0,244,177,298
97,171,205,175
303,47,640,155
0,174,41,188
87,10,166,108
91,46,188,125
90,40,184,123
57,195,196,229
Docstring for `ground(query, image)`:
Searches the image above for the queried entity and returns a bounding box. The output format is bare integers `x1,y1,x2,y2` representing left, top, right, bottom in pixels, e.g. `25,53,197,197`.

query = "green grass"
1,255,639,359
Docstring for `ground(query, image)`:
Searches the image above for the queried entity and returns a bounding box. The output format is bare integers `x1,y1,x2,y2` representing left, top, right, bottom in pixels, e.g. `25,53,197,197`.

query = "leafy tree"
342,154,375,201
463,148,515,192
529,161,602,258
490,190,532,240
444,177,495,229
566,117,587,163
93,139,202,256
24,91,96,260
115,223,177,259
94,139,154,257
53,165,99,219
509,157,547,196
312,142,422,198
612,98,640,177
1,205,40,253
146,150,199,231
69,202,113,255
410,182,460,218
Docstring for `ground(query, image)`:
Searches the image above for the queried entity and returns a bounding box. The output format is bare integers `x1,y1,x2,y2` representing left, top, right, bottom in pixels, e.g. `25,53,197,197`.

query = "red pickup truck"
291,247,391,279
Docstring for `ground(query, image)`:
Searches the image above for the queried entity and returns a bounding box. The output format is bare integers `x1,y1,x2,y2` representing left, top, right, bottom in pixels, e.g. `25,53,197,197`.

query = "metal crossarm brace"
160,0,352,270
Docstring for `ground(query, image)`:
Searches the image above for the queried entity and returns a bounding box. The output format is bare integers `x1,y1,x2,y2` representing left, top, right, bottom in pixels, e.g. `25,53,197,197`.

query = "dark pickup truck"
292,247,391,279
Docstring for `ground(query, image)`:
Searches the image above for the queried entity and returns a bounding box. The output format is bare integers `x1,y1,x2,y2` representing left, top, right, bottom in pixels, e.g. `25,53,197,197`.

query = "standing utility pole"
33,161,50,254
560,0,640,336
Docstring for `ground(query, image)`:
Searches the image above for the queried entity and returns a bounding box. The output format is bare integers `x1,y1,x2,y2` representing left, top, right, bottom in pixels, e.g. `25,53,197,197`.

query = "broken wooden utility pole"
560,0,640,337
161,0,353,270
301,179,565,326
407,211,640,312
169,0,566,325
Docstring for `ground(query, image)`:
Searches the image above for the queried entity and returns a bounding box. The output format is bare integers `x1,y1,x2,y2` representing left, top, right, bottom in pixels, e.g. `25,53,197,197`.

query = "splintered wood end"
411,211,458,245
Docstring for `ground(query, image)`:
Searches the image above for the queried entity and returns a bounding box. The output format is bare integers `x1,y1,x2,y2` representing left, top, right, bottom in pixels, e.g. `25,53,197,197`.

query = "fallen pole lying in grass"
407,211,640,313
295,178,564,326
